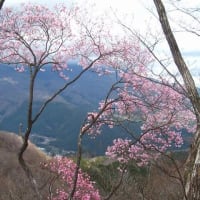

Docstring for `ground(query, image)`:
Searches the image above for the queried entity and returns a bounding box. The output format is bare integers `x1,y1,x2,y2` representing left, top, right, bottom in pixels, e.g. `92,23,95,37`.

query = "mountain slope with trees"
0,64,126,155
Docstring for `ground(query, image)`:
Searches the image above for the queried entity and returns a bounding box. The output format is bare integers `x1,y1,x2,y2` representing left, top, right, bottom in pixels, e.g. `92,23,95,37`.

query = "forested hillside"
0,64,129,155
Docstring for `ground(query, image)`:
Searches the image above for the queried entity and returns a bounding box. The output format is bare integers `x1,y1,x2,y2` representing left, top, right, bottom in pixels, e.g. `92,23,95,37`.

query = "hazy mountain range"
0,63,129,155
0,63,193,155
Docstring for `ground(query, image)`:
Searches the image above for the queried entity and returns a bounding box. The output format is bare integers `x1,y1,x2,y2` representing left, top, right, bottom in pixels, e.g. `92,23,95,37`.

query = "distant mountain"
0,64,193,155
0,63,129,155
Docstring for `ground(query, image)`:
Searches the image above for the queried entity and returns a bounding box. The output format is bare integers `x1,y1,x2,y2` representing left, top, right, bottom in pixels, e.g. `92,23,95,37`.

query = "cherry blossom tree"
68,35,196,198
0,4,82,199
0,3,130,199
44,156,101,200
104,1,199,198
90,64,195,167
0,3,135,160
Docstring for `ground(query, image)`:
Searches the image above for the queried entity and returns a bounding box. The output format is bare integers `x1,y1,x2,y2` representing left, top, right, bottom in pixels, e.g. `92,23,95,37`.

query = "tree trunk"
0,0,5,10
153,0,200,199
184,127,200,200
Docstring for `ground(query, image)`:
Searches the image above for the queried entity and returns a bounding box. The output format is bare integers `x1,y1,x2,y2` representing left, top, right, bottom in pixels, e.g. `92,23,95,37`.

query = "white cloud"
0,77,18,85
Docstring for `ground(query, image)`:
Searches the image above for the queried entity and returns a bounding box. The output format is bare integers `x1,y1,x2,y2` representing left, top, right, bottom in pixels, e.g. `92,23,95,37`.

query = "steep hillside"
0,131,51,200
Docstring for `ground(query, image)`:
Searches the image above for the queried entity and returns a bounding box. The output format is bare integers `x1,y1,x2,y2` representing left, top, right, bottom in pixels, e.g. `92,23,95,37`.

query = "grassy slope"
0,131,52,200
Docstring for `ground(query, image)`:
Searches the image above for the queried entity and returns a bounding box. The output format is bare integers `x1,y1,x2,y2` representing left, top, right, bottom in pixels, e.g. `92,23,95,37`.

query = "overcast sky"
4,0,199,52
3,0,200,86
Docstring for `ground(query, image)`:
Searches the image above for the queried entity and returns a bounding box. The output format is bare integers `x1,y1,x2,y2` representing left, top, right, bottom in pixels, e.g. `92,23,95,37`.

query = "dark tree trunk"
0,0,5,10
153,0,200,199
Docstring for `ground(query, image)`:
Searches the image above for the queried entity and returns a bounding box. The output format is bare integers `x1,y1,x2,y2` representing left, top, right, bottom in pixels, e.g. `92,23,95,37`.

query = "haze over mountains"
0,63,128,155
0,63,193,155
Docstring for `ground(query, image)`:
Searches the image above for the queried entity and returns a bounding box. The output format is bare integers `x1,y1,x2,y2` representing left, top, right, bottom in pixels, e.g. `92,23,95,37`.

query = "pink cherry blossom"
83,45,196,166
44,156,101,200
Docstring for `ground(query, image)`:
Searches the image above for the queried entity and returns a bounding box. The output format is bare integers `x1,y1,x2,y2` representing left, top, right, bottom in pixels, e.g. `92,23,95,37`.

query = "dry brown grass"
0,131,54,200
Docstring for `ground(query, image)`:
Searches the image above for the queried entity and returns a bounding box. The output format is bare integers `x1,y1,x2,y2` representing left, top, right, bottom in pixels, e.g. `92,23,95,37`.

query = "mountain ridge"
0,64,194,155
0,64,122,155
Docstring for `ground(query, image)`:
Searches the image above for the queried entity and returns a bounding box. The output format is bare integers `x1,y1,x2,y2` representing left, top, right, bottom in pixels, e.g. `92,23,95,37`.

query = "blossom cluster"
44,156,101,200
85,59,196,166
104,73,196,165
105,138,157,166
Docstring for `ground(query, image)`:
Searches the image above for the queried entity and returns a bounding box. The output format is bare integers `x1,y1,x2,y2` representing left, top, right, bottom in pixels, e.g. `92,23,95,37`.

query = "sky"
3,0,200,86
